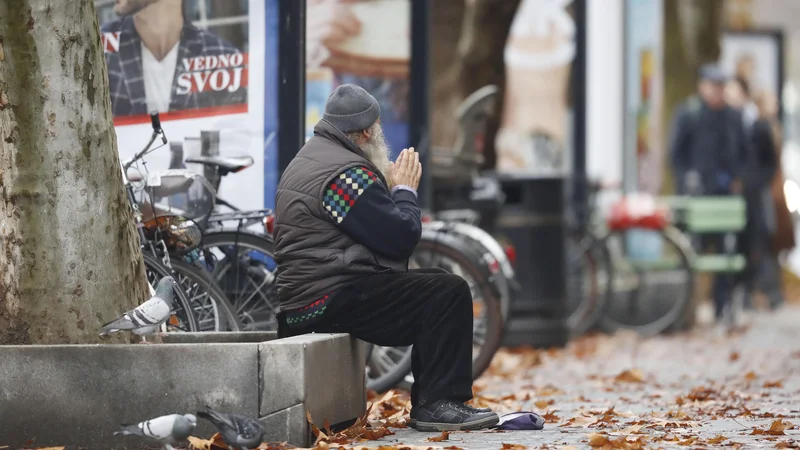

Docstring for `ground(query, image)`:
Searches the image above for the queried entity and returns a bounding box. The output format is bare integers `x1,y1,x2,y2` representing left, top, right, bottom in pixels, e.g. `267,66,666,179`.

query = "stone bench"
0,332,365,448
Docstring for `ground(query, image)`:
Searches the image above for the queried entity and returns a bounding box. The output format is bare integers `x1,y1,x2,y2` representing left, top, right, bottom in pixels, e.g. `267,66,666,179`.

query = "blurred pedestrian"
727,78,780,309
753,90,793,308
669,64,749,321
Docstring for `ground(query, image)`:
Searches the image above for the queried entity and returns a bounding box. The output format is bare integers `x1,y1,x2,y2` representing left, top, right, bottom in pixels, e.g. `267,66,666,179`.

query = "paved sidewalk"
357,306,800,449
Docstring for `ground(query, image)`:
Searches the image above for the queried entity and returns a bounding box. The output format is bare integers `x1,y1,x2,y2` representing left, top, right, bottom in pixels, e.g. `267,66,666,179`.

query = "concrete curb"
0,333,365,448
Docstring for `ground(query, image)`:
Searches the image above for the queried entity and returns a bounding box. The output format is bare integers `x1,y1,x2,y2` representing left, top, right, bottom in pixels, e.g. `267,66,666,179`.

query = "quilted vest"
273,120,407,312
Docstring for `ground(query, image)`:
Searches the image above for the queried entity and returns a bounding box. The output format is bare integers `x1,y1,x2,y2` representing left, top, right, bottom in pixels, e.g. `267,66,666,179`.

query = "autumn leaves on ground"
14,306,800,450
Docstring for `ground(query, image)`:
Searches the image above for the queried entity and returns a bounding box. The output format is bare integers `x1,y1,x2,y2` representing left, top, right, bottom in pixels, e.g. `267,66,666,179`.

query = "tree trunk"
430,0,521,169
0,0,150,344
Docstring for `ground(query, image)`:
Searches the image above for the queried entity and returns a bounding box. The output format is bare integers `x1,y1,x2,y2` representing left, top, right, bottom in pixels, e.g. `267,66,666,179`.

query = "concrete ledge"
260,333,367,446
162,331,278,344
259,404,309,445
0,344,259,448
0,333,365,448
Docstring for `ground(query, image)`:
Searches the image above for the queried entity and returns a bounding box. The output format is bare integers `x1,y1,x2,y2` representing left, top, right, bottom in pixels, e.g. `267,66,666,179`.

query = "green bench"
660,196,748,274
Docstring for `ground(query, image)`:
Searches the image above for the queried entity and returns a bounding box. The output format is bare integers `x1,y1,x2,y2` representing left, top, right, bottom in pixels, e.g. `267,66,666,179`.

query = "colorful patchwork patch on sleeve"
322,166,378,223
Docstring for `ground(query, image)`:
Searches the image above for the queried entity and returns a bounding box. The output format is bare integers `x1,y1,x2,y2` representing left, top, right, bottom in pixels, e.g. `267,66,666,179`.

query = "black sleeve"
669,107,691,190
752,120,778,187
322,166,421,260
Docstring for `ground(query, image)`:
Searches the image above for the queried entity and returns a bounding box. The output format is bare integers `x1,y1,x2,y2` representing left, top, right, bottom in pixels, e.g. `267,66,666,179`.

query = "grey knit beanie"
322,84,381,133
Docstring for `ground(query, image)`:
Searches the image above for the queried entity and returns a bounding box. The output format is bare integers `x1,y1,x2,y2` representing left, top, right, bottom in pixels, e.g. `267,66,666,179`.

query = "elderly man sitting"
273,84,499,431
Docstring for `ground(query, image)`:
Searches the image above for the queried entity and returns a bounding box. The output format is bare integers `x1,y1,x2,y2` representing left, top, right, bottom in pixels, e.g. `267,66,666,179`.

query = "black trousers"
277,269,473,408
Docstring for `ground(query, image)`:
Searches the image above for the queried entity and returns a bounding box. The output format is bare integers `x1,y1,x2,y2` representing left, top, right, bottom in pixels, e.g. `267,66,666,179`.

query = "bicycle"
177,152,281,331
588,192,695,336
565,179,696,336
564,180,616,336
122,113,242,332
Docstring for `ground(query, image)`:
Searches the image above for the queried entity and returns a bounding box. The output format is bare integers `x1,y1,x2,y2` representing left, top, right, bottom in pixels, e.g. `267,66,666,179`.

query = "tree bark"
430,0,521,169
0,0,150,344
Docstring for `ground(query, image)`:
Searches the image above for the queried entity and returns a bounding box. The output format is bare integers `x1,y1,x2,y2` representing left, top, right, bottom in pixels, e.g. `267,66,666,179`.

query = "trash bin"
493,174,570,348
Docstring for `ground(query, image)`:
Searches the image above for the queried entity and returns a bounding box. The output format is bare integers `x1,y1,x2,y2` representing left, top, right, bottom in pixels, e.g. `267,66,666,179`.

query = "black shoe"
409,400,499,432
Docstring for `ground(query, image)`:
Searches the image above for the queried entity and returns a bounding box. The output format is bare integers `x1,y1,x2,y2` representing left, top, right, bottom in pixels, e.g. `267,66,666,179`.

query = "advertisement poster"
720,31,783,118
495,0,576,175
624,0,663,194
96,0,279,210
305,0,411,160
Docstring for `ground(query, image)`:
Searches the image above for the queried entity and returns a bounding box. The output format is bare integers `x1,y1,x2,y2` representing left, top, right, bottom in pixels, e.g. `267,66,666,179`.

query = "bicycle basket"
142,215,203,255
135,169,216,225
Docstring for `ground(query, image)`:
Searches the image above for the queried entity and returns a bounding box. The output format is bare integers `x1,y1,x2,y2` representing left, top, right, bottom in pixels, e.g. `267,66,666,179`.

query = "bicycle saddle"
185,155,254,173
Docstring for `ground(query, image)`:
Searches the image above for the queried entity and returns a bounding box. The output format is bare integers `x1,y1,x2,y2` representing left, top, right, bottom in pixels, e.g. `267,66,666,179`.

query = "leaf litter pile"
9,309,800,449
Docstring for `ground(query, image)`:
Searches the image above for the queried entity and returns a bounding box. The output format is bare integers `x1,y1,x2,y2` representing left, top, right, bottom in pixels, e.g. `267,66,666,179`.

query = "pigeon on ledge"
99,276,177,343
114,413,197,450
197,406,266,450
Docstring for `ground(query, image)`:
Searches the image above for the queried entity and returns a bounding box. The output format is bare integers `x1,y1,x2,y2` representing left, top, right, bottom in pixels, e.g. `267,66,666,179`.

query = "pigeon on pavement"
99,276,178,343
197,406,266,450
114,413,197,450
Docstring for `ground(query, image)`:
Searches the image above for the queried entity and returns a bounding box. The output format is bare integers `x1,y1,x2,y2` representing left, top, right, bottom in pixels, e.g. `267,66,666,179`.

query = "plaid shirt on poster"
101,17,247,117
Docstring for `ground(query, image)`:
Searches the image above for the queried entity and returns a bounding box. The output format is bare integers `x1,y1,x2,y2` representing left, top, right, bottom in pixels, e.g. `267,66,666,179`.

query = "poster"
495,0,576,175
624,0,663,194
96,0,279,210
720,31,783,118
305,0,411,160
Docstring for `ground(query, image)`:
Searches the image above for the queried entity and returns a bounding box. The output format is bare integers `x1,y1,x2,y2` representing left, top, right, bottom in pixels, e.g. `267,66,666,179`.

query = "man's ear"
361,128,371,142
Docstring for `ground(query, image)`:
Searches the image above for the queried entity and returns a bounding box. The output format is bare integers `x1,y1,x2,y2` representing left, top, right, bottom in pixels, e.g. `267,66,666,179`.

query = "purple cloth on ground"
494,412,545,430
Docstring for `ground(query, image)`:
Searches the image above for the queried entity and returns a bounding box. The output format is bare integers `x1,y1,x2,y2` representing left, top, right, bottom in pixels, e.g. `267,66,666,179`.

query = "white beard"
359,123,392,180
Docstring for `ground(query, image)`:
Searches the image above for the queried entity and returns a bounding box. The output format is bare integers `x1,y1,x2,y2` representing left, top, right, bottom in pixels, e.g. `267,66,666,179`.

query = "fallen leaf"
587,433,609,447
428,431,450,442
560,415,597,428
542,410,561,422
707,435,728,444
729,351,740,361
745,371,757,381
188,435,228,450
677,436,698,446
501,444,527,450
614,369,645,383
444,447,464,450
764,380,784,389
535,399,554,409
0,40,4,61
752,419,794,436
621,424,645,434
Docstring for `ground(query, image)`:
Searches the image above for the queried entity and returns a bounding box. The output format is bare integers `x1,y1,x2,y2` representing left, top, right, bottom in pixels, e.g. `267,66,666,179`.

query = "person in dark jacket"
669,65,749,321
726,77,780,309
273,85,499,432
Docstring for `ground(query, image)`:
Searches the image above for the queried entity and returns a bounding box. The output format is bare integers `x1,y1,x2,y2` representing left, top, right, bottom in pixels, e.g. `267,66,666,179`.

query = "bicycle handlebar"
121,112,167,176
150,112,161,132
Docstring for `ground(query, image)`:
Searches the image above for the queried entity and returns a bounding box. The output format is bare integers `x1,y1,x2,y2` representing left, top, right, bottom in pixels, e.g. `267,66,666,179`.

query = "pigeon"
114,413,197,450
197,406,266,450
99,276,178,343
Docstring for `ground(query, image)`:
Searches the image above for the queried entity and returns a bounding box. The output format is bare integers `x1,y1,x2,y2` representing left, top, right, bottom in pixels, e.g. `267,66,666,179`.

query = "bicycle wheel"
436,221,514,322
169,258,243,332
367,231,505,392
599,226,695,336
142,253,199,332
565,232,613,336
199,230,279,331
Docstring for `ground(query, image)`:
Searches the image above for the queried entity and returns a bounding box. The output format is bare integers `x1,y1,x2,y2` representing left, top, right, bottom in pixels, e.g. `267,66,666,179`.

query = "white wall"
586,0,624,206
